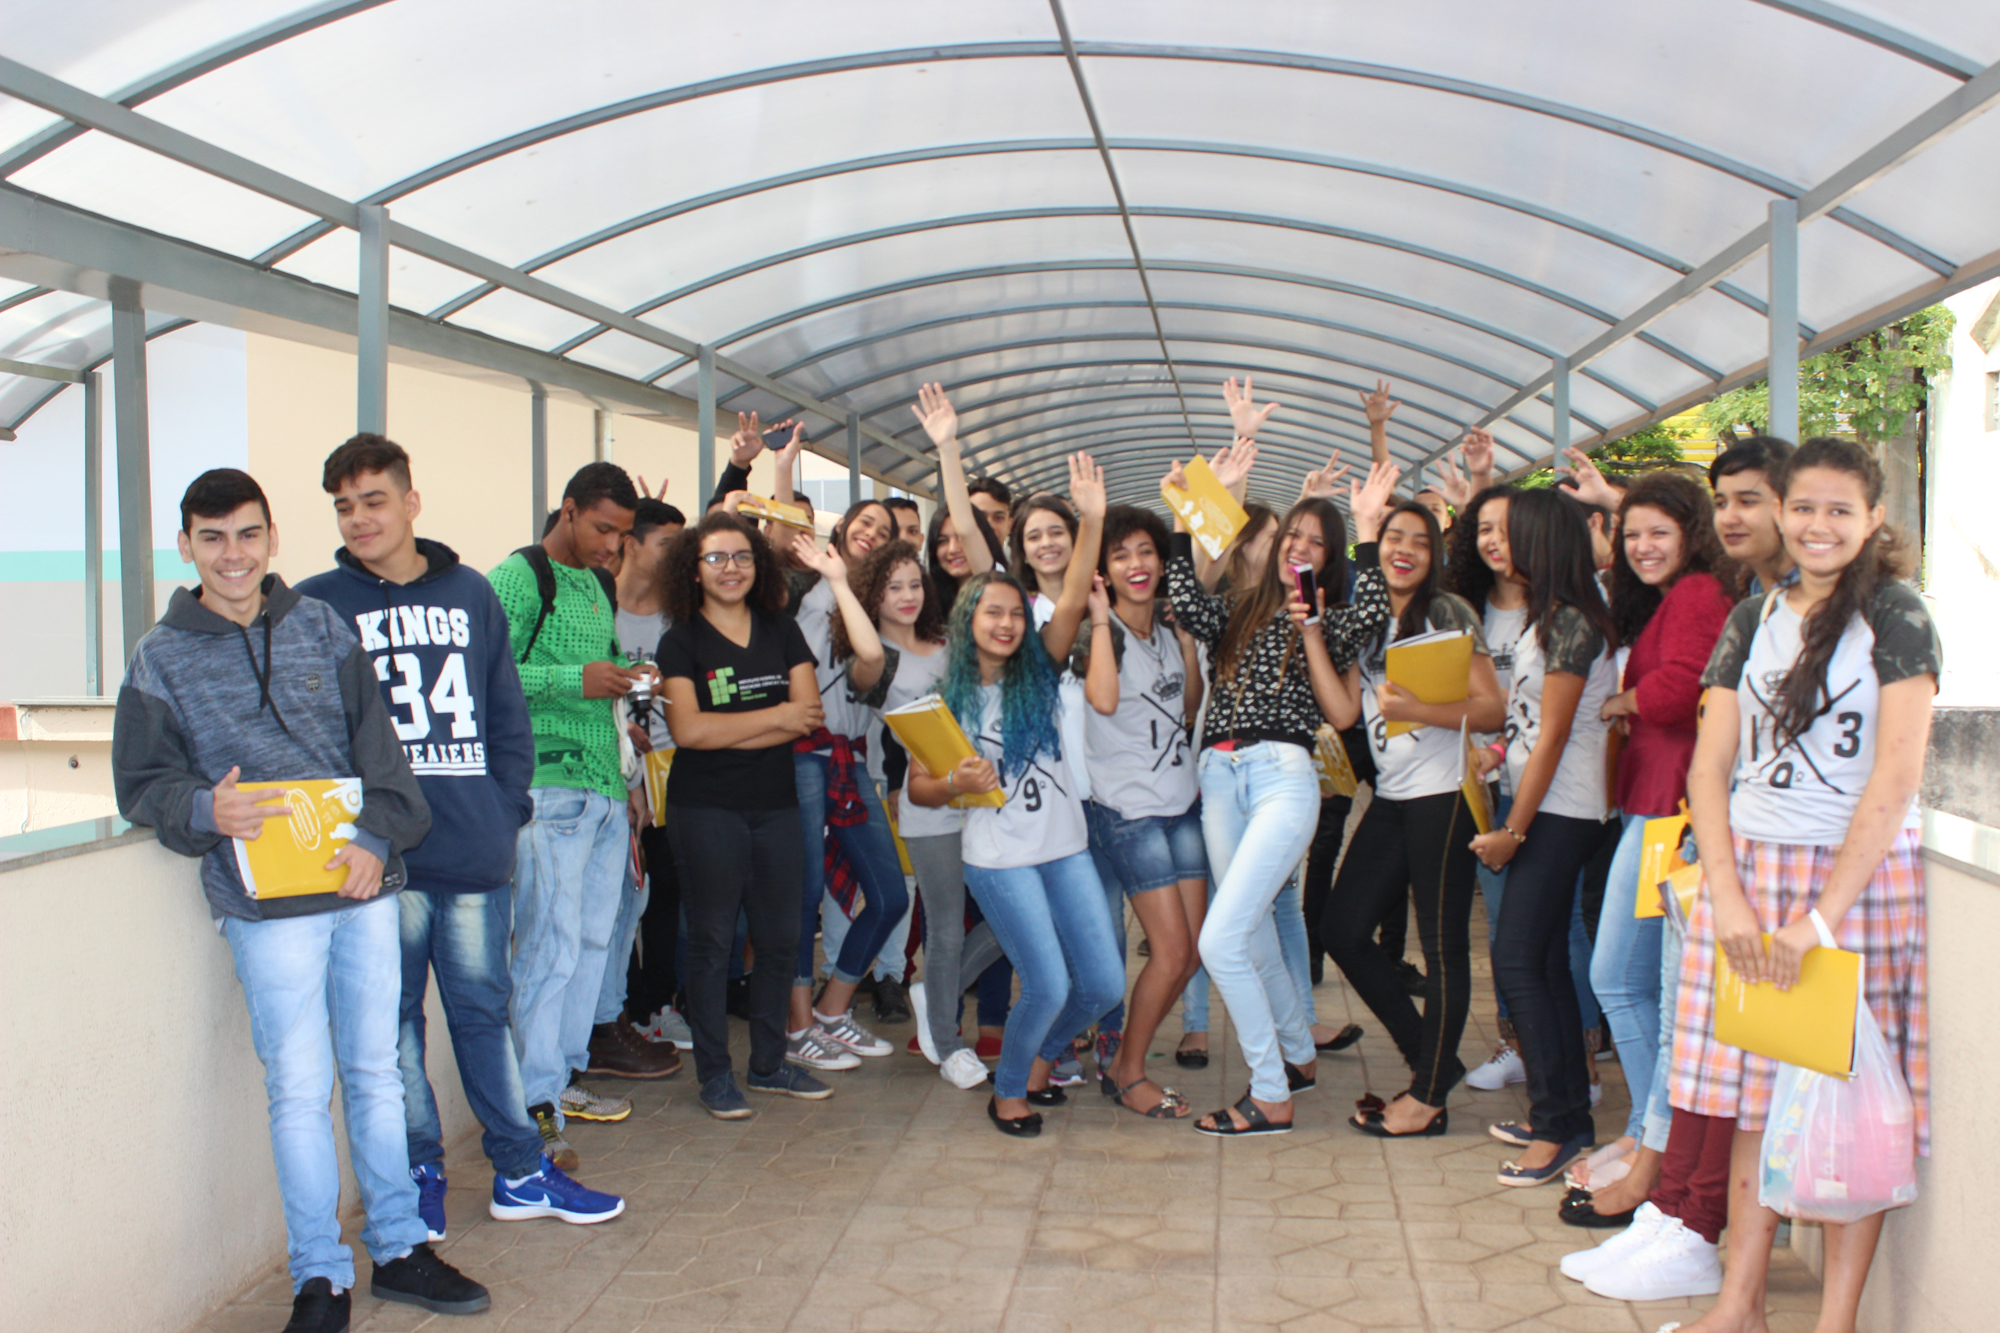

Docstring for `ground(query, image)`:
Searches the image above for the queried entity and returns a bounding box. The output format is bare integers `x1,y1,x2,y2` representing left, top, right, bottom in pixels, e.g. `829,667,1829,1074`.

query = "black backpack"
512,545,618,664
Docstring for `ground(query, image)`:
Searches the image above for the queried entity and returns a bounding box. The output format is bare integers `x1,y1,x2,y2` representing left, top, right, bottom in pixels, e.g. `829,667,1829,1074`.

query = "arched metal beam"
945,389,1440,458
3,316,195,433
988,423,1374,483
240,40,1950,276
1746,1,1984,79
969,409,1376,468
999,433,1374,501
543,204,1721,380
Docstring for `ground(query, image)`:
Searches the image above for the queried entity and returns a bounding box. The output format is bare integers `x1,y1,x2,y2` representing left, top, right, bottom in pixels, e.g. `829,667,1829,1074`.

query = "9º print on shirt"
961,686,1091,871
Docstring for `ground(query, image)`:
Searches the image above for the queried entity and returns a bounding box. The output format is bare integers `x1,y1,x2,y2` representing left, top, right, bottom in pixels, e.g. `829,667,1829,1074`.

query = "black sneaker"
370,1243,491,1315
282,1277,350,1333
1397,959,1427,996
872,977,913,1023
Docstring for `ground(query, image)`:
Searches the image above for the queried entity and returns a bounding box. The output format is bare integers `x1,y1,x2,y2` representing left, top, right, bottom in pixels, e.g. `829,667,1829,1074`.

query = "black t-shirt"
656,608,816,810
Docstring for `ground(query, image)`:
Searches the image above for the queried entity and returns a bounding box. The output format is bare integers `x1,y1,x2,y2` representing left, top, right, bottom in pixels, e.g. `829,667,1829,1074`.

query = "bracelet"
946,770,957,794
1500,825,1526,844
1487,740,1507,756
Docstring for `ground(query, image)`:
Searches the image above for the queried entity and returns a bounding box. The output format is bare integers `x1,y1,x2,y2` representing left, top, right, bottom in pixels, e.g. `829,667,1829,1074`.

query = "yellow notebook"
1161,456,1250,562
1382,629,1473,737
1312,724,1359,798
1713,936,1863,1077
1658,863,1703,928
642,748,676,828
1634,803,1691,919
738,495,816,529
232,777,364,900
1459,722,1494,834
882,695,1005,809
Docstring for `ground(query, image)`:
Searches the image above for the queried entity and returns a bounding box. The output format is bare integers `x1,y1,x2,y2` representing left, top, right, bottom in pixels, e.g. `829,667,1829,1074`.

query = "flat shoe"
1497,1133,1593,1187
1315,1023,1364,1052
1559,1189,1638,1228
1350,1107,1449,1138
1174,1044,1209,1069
987,1098,1042,1137
1193,1091,1292,1138
1025,1085,1067,1107
1488,1120,1533,1147
1284,1062,1317,1093
1355,1092,1387,1114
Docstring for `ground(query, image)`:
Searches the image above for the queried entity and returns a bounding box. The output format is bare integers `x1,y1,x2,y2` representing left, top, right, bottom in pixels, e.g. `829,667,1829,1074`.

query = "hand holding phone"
1291,563,1320,626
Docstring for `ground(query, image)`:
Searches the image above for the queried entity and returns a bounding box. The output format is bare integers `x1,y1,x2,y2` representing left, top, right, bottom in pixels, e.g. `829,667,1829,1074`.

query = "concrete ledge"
1922,707,2000,828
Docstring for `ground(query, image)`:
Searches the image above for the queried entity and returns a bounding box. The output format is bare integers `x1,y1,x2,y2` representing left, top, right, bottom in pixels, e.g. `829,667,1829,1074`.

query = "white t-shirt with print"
1080,614,1198,821
961,684,1090,870
864,641,963,840
1503,607,1618,823
1480,602,1527,796
1358,594,1490,802
1032,593,1093,802
794,577,873,740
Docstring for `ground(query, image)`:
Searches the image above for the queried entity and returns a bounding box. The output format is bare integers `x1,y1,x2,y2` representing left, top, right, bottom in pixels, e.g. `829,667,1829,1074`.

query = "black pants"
627,822,682,1023
667,803,803,1084
1492,811,1605,1144
1322,790,1477,1106
1300,794,1354,982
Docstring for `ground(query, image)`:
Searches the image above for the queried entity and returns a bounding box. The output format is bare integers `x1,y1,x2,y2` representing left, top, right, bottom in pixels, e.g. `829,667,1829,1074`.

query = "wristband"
1486,740,1507,757
946,770,957,794
1807,908,1837,949
1500,825,1527,844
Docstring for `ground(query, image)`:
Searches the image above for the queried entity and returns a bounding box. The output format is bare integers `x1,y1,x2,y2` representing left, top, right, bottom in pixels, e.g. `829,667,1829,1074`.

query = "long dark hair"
1380,500,1445,642
1447,483,1517,611
1217,503,1276,595
1215,497,1349,684
830,499,895,564
833,538,946,660
662,511,786,621
1506,488,1617,655
1610,472,1730,645
926,503,1007,611
1007,492,1079,581
1766,437,1913,747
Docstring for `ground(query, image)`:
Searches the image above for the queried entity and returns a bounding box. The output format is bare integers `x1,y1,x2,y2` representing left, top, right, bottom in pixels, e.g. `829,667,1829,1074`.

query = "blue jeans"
794,752,911,989
1481,793,1599,1031
1089,801,1206,1033
597,853,648,1024
510,786,627,1115
964,850,1125,1099
224,896,426,1292
1592,813,1665,1142
1643,902,1686,1150
1198,743,1320,1103
1181,831,1317,1042
821,892,913,983
399,886,544,1180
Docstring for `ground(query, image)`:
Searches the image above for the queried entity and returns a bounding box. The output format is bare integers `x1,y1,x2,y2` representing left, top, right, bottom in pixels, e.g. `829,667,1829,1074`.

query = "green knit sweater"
488,551,624,799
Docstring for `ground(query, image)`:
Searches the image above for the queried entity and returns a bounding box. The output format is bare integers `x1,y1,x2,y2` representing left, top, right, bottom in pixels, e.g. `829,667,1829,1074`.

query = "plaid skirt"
1669,829,1930,1154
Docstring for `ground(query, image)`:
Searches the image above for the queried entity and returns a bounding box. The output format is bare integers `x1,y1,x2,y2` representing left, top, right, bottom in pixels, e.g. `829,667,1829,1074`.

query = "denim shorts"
1085,800,1208,896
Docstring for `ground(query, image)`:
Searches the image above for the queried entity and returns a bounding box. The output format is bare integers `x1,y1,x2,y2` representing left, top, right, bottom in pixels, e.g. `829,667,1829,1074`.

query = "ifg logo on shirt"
707,666,738,706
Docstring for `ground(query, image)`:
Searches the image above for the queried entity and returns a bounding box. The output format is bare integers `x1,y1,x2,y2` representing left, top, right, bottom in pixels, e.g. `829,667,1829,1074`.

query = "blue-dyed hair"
940,572,1063,781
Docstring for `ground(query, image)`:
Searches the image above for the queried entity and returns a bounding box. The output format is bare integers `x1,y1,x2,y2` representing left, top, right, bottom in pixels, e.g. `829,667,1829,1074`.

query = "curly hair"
832,539,945,660
940,572,1063,780
1609,471,1732,645
1097,504,1170,582
1446,483,1518,612
661,511,786,622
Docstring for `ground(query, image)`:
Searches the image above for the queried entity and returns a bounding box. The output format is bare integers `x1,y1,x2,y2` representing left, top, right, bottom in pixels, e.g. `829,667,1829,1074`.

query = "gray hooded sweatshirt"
112,574,431,922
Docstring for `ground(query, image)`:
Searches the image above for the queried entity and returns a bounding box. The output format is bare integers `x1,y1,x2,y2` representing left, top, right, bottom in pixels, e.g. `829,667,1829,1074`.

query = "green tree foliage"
1698,305,1955,442
1516,420,1689,489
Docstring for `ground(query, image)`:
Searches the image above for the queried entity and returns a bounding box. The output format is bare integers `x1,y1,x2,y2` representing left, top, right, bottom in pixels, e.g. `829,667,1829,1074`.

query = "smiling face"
1781,465,1883,582
1279,511,1329,577
1380,511,1434,596
179,500,276,623
1621,503,1686,588
1712,467,1784,570
1106,530,1163,608
934,516,973,576
696,529,756,606
1019,505,1074,581
1475,495,1514,581
331,467,419,572
971,581,1027,666
879,559,926,628
840,503,894,564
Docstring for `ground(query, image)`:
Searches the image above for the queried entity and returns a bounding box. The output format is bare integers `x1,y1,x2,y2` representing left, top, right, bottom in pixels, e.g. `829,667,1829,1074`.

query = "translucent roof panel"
2,0,1996,503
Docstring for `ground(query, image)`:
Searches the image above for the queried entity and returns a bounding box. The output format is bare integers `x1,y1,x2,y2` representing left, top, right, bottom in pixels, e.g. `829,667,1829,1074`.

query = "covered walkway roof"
2,1,1999,507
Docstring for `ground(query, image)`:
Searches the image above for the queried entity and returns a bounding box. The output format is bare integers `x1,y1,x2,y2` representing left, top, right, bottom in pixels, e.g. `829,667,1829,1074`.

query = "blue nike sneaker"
489,1156,626,1225
411,1161,448,1242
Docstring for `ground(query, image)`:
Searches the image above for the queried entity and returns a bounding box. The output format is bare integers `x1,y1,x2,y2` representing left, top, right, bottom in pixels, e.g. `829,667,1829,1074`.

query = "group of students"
112,368,1937,1333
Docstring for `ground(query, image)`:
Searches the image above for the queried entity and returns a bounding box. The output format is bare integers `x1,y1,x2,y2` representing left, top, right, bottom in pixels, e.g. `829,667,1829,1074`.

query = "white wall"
1928,280,2000,707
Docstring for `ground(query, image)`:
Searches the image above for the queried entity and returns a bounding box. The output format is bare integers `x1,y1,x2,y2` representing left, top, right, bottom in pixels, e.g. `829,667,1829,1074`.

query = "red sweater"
1617,571,1734,816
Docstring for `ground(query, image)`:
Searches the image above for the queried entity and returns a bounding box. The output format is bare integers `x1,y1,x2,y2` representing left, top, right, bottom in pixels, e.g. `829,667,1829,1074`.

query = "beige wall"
0,837,476,1333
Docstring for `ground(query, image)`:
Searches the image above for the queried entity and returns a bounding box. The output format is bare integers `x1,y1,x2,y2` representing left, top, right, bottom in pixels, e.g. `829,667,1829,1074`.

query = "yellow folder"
738,494,816,529
1658,863,1703,928
1634,803,1691,919
1312,724,1359,798
1459,722,1494,834
1713,936,1862,1077
231,777,365,900
1160,456,1250,563
1382,630,1473,737
881,695,1005,809
643,747,675,828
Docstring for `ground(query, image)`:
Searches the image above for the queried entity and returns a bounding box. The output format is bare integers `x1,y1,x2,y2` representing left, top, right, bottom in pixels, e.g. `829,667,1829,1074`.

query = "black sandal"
1193,1091,1293,1137
1350,1106,1449,1138
1113,1078,1190,1120
1175,1039,1209,1070
1285,1061,1317,1093
1315,1023,1364,1052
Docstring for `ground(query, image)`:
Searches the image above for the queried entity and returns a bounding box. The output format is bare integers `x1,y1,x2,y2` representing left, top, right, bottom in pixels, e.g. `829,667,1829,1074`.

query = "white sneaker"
1589,1080,1604,1108
814,1009,893,1058
786,1029,861,1071
909,981,939,1064
635,1006,694,1050
1583,1215,1723,1302
940,1048,990,1090
1466,1043,1526,1090
1559,1202,1668,1282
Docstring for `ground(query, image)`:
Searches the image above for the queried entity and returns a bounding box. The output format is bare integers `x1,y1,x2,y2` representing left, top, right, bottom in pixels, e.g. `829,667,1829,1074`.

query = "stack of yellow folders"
232,777,365,900
1713,935,1863,1077
882,695,1005,809
1634,805,1692,918
1312,725,1359,798
1458,720,1494,834
1160,457,1250,562
738,495,816,529
1382,629,1473,737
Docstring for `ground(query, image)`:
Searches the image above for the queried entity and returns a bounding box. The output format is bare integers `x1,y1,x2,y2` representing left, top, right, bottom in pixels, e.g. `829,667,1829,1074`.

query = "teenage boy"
1709,435,1797,595
884,496,923,545
607,499,693,1049
113,469,487,1333
298,434,625,1237
966,476,1013,546
490,463,675,1141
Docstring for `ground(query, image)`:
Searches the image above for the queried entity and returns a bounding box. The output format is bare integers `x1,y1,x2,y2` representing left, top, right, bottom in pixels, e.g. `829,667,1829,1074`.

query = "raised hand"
634,474,667,501
790,532,847,581
1436,452,1473,509
1161,458,1188,493
1560,446,1623,510
773,420,807,471
1210,438,1259,492
730,412,766,468
1221,375,1278,440
1359,379,1399,426
1460,427,1495,480
1068,451,1107,520
211,766,291,841
1349,458,1403,542
1086,571,1111,623
911,382,959,449
1300,452,1351,501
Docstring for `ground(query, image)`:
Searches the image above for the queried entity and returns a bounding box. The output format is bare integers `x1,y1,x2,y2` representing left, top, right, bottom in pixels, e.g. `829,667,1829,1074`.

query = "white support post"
357,203,389,435
696,346,716,505
1551,356,1571,458
110,280,153,660
530,383,548,542
847,411,862,511
1768,199,1801,444
83,371,103,694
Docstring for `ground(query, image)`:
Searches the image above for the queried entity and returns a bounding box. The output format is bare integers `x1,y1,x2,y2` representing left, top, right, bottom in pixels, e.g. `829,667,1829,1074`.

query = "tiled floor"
187,916,1822,1333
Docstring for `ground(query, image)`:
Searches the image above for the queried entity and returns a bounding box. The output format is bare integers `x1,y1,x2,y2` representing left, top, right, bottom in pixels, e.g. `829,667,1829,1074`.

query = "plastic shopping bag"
1758,995,1918,1223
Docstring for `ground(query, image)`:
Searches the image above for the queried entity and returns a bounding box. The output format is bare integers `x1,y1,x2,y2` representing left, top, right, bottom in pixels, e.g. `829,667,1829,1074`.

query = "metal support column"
696,346,716,505
530,383,548,541
1551,356,1571,458
357,203,389,435
83,371,103,694
110,281,153,658
1767,199,1801,444
847,411,862,511
593,408,608,462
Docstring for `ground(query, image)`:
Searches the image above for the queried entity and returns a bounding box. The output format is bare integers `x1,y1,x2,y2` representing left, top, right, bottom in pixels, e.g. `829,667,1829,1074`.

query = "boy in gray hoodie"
113,469,487,1333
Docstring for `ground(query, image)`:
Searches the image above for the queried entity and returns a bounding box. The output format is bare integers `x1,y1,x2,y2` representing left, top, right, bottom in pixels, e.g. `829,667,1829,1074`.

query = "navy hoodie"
297,539,535,891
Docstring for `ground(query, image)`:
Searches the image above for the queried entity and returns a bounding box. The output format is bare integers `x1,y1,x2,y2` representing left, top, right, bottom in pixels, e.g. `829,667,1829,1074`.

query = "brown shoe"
586,1019,681,1079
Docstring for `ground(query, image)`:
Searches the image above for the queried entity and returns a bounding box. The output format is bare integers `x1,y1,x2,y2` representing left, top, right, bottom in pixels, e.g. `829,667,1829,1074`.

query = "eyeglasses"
699,550,757,568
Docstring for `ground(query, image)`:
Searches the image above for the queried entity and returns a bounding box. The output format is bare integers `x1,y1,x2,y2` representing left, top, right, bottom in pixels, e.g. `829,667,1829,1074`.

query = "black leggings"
627,822,682,1023
1492,811,1605,1144
1300,794,1354,981
668,803,802,1084
1321,790,1476,1106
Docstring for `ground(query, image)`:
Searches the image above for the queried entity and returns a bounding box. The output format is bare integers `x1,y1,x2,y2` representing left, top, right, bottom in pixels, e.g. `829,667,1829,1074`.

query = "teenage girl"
1326,500,1505,1137
911,572,1124,1137
1469,489,1619,1186
1664,438,1938,1333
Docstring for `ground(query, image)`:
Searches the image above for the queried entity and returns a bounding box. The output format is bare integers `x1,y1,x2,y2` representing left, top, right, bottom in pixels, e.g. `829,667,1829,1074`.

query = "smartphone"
1292,563,1320,625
